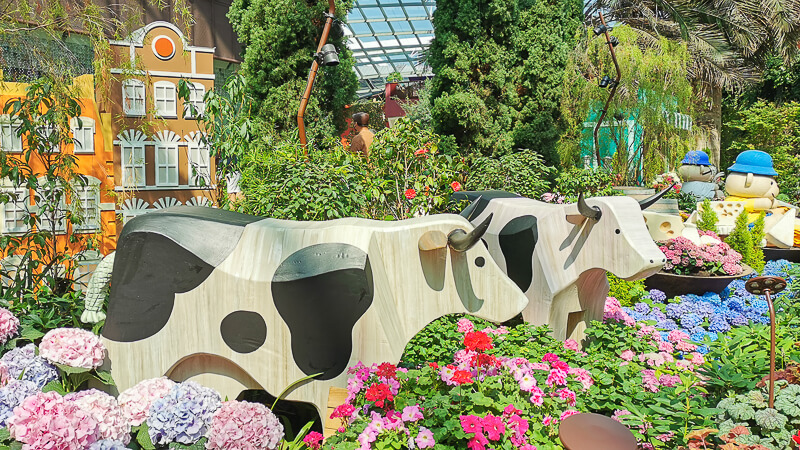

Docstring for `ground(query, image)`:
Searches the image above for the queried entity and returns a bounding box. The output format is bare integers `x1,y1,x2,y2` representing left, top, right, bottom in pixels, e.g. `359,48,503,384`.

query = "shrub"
607,274,647,307
554,167,621,199
467,150,555,198
724,211,765,272
696,198,719,232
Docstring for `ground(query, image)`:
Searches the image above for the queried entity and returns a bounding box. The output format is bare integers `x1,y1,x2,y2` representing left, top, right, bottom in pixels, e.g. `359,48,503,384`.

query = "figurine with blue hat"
677,150,723,200
724,150,799,248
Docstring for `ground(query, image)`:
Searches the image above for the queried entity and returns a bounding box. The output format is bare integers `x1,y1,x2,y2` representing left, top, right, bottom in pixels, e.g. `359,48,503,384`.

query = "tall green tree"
584,0,800,165
228,0,358,142
427,0,582,163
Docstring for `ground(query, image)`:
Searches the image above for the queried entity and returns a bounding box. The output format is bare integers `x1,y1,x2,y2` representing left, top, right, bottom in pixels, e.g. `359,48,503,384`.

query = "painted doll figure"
677,150,723,201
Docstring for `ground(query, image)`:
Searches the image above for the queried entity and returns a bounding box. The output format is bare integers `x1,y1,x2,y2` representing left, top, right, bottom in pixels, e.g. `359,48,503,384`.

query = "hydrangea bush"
0,308,20,345
0,344,58,388
8,391,102,449
659,233,743,276
147,380,222,445
117,376,176,427
206,400,284,449
39,328,106,369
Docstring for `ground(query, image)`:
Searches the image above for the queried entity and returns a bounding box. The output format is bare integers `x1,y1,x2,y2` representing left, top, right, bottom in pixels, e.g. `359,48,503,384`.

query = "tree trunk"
694,85,723,166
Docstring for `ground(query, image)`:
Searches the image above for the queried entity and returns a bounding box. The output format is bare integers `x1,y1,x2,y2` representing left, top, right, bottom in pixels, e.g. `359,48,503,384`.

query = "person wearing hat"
724,150,799,248
677,150,723,201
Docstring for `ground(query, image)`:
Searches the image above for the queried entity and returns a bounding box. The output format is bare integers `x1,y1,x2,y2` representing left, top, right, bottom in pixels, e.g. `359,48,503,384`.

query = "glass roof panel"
345,0,435,96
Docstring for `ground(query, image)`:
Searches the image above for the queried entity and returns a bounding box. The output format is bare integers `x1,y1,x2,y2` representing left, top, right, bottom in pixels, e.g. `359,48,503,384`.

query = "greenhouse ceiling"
344,0,435,96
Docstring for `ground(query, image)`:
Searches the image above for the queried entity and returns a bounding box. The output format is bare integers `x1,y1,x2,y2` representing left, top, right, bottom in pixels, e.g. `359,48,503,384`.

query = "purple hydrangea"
88,440,128,450
147,381,222,445
0,344,58,389
680,313,702,329
0,380,39,426
728,312,748,327
650,309,667,322
693,301,715,318
665,303,690,320
648,289,667,303
634,303,651,314
656,319,678,331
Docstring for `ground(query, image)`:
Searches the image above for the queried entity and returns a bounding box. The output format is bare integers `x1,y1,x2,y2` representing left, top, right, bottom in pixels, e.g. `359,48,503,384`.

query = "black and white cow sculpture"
99,206,528,416
453,191,667,342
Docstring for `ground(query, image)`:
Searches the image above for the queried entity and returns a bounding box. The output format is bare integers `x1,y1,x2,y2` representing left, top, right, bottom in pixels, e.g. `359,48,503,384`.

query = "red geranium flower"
414,148,429,156
451,181,462,192
473,353,500,368
464,331,493,353
452,370,473,385
365,382,394,408
376,362,398,380
428,362,439,369
405,188,416,200
793,430,800,445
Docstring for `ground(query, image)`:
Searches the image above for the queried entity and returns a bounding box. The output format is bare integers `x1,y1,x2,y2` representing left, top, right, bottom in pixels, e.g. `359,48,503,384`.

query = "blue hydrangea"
147,381,222,445
89,440,128,450
0,344,58,389
627,310,645,321
691,331,707,342
751,300,769,314
0,380,39,426
707,332,718,341
648,289,667,303
727,298,745,312
680,313,702,329
709,317,731,333
728,312,749,327
657,319,678,331
696,345,710,355
693,301,715,318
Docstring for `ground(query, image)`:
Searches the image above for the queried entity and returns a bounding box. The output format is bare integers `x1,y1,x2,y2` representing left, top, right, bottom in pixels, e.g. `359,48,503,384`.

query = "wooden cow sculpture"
99,207,528,416
453,191,666,342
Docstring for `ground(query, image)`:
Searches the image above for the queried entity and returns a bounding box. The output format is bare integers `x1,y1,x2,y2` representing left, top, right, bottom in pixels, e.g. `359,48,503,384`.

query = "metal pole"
593,11,622,170
766,288,776,409
298,0,336,150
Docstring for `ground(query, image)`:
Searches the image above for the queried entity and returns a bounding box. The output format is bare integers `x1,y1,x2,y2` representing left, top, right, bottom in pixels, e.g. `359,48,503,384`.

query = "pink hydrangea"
620,350,635,361
9,391,101,449
39,328,105,369
117,377,176,426
603,297,635,326
66,389,130,444
206,400,284,450
0,308,19,345
0,361,10,387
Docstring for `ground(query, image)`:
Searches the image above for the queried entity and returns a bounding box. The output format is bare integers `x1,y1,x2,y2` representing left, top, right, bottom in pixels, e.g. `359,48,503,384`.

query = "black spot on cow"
220,311,267,354
272,243,374,380
102,206,262,342
453,191,520,220
498,215,538,292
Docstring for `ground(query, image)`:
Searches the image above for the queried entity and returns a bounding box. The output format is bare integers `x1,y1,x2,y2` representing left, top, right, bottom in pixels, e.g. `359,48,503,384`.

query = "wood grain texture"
465,196,665,342
101,214,528,417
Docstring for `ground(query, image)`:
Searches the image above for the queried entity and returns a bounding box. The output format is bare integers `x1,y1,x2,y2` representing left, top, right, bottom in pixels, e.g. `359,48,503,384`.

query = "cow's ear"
419,231,446,291
565,214,587,225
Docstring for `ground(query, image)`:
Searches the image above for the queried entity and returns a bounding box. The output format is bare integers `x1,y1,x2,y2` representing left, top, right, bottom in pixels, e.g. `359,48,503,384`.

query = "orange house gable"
108,22,217,223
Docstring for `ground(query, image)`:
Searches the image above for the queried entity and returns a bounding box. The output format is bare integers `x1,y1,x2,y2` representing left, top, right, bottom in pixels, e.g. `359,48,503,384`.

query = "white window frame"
154,81,177,118
119,130,147,188
0,115,23,153
72,177,101,233
122,79,146,117
185,132,211,187
0,185,30,234
35,177,67,234
154,131,180,187
184,82,206,119
70,117,95,154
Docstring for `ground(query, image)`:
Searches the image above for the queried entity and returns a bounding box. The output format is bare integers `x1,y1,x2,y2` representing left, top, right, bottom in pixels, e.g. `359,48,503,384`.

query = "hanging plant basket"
644,264,755,299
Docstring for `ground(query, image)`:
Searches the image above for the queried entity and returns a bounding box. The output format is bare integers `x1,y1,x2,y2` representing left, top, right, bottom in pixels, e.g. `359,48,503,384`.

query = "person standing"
348,112,374,159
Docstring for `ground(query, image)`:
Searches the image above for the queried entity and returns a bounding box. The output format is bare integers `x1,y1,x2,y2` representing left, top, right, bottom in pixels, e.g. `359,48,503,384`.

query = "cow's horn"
577,193,602,220
448,213,493,252
639,183,676,210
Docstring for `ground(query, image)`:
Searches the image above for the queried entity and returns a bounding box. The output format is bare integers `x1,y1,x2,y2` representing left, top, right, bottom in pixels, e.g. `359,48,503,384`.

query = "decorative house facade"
108,22,216,224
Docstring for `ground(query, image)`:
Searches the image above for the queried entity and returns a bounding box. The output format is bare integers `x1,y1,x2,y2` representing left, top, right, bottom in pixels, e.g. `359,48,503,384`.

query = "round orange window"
153,36,175,60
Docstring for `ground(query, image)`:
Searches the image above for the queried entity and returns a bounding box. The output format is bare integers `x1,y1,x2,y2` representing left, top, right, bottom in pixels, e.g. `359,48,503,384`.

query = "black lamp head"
599,75,611,88
609,36,620,47
318,43,339,67
593,24,608,36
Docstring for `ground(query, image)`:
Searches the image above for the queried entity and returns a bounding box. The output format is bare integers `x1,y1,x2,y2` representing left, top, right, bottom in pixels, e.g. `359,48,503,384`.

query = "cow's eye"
615,229,620,234
475,256,485,267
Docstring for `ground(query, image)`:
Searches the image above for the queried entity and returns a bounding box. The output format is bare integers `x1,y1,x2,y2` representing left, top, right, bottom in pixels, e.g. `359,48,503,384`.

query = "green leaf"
41,380,67,395
135,423,156,450
17,325,44,342
54,363,91,375
0,427,10,442
92,369,116,387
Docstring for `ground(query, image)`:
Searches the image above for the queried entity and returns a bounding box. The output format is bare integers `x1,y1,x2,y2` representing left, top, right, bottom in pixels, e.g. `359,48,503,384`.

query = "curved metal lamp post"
745,276,788,408
298,0,340,150
592,11,622,170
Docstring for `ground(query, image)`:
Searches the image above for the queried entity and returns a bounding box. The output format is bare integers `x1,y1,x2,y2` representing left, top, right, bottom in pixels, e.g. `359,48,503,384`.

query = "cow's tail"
80,252,115,324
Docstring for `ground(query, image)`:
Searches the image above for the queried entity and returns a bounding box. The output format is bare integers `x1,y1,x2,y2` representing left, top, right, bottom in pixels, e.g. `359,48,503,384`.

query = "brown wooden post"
298,0,336,151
